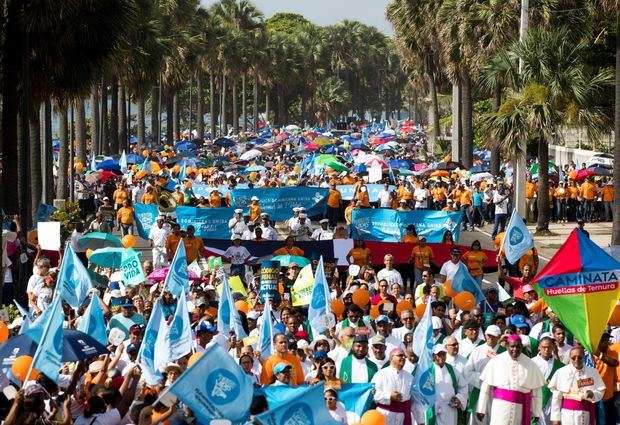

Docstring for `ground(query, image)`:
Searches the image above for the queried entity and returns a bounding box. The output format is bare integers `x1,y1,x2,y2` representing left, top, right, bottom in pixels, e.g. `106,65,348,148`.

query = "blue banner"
336,184,395,202
351,209,462,243
35,203,57,223
192,183,249,198
230,187,329,221
133,204,235,240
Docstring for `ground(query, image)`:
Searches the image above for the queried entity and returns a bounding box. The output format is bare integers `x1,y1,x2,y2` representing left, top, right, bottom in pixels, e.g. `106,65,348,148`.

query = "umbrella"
397,168,415,176
175,141,196,151
470,172,493,182
324,145,348,155
314,138,332,146
435,161,464,171
89,247,126,269
96,159,121,172
245,165,266,172
84,172,102,184
469,162,491,174
573,169,596,181
275,132,291,142
301,143,319,151
351,164,368,174
587,165,612,176
322,161,348,172
285,124,300,131
350,141,371,151
147,267,201,282
126,153,142,164
529,162,556,174
374,144,395,153
214,137,235,147
271,255,311,267
431,170,449,177
0,329,108,364
365,158,388,169
389,159,412,169
251,137,270,144
79,232,123,250
314,154,340,166
240,149,262,161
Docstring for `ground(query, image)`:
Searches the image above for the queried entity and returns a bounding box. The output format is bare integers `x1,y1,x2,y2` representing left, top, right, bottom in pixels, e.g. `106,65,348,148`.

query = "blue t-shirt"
473,193,483,207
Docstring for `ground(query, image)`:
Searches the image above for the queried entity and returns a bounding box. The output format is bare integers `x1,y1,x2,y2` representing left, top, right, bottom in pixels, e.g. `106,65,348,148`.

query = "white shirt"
260,225,278,241
241,229,255,240
149,223,171,247
414,188,430,208
311,228,334,241
392,325,414,343
465,343,500,388
229,216,246,236
439,260,461,281
377,189,391,208
493,192,510,214
328,402,349,424
372,366,414,404
223,245,251,265
336,355,370,383
71,230,86,253
74,409,122,425
377,268,403,288
459,336,485,359
446,353,468,375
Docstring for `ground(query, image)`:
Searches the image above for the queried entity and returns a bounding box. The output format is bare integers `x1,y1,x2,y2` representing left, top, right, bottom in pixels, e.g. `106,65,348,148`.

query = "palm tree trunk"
42,99,54,203
242,73,247,133
17,111,30,225
76,98,87,165
29,109,42,219
90,85,100,156
428,70,440,146
300,90,307,125
173,91,180,141
265,86,270,124
221,73,227,135
118,84,127,153
536,135,550,232
253,73,258,131
460,69,473,168
151,85,159,146
210,73,216,138
101,78,109,155
137,96,145,151
196,72,204,139
166,90,174,142
232,80,238,135
110,78,119,154
277,84,285,126
490,82,502,176
57,104,69,199
613,11,620,244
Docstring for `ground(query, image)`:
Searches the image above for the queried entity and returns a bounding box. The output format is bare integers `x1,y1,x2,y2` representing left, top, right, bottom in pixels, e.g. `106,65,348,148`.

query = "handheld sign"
121,248,145,287
259,261,280,302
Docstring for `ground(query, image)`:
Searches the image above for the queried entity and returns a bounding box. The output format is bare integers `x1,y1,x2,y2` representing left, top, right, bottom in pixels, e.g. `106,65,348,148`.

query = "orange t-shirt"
459,190,473,206
411,245,434,270
209,193,222,207
356,191,370,207
165,233,182,258
327,189,342,208
273,246,305,256
602,185,614,202
432,187,447,201
249,204,262,222
260,353,305,386
348,247,372,266
398,186,413,201
113,189,129,205
184,237,204,263
525,182,537,199
116,206,134,224
141,192,157,204
554,187,566,201
595,349,619,401
462,250,488,276
568,186,579,199
402,235,419,243
581,182,596,200
494,232,506,255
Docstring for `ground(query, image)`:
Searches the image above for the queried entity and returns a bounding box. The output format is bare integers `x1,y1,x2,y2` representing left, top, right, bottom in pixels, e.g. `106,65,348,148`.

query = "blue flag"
217,273,248,339
411,300,435,409
57,244,92,308
138,300,164,386
451,262,486,304
90,155,96,172
254,383,340,425
164,239,189,297
168,344,254,424
119,150,128,173
78,293,107,346
389,165,396,184
308,256,331,336
25,296,63,381
178,160,187,181
141,157,151,171
258,296,280,359
504,210,534,264
154,288,193,370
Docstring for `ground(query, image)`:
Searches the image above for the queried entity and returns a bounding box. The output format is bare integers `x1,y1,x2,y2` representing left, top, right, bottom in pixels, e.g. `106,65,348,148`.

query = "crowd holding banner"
0,121,619,425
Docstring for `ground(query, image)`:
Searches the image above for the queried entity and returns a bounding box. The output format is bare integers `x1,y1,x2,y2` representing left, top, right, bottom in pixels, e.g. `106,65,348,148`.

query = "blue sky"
199,0,393,35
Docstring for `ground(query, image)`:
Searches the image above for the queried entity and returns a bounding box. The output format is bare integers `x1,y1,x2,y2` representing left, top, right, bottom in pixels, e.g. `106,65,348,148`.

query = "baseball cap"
273,362,292,374
463,320,479,330
197,320,217,333
522,284,535,293
295,330,310,343
120,297,134,308
431,316,442,330
370,335,386,346
251,196,259,201
320,218,329,224
126,343,140,354
353,334,369,343
234,209,243,214
247,310,260,320
374,315,390,324
512,314,529,328
485,286,498,293
484,325,501,337
433,344,447,354
314,349,328,360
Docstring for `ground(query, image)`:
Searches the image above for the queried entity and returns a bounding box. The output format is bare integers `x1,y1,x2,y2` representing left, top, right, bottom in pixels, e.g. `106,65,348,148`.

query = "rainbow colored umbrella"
532,229,620,353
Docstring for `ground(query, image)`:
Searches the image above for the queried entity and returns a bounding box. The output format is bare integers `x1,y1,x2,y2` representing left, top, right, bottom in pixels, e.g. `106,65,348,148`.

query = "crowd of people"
0,122,618,425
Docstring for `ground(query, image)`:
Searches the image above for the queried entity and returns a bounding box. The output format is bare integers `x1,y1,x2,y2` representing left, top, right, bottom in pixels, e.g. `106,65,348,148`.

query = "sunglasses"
446,343,459,347
571,356,584,360
324,397,336,402
322,365,335,370
316,342,329,347
393,354,405,358
402,317,414,321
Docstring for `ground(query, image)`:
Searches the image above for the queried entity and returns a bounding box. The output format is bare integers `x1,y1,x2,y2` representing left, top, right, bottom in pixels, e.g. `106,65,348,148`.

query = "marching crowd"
0,125,618,425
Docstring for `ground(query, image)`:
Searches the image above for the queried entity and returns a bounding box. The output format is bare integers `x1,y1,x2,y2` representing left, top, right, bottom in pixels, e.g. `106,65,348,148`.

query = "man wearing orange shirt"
165,223,182,260
208,188,222,207
580,177,596,222
116,200,135,237
140,186,157,204
601,181,614,222
432,183,447,210
356,184,371,208
327,182,342,228
459,184,474,231
410,237,434,286
113,184,129,212
594,333,619,423
525,175,537,223
260,334,305,386
183,225,205,263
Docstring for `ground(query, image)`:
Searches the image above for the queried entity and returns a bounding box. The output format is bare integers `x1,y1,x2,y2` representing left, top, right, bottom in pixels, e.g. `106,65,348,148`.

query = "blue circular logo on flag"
205,368,240,405
220,301,230,325
310,284,325,309
509,227,524,244
281,402,314,425
419,369,435,396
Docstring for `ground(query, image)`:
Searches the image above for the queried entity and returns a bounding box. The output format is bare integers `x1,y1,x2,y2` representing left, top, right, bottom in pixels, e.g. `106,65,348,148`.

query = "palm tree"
315,77,351,125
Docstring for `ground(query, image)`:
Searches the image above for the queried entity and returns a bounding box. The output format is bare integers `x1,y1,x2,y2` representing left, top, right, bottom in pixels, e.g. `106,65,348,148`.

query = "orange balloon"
294,165,301,174
331,299,345,318
444,280,457,298
185,181,193,188
352,289,370,308
173,165,181,173
86,249,94,260
415,303,426,318
250,172,258,180
361,409,386,425
609,303,620,326
453,291,476,311
235,300,249,314
121,234,136,248
188,352,202,368
0,321,8,343
396,300,414,316
275,164,282,171
142,149,149,157
75,162,83,170
370,305,381,320
12,356,39,381
529,298,547,314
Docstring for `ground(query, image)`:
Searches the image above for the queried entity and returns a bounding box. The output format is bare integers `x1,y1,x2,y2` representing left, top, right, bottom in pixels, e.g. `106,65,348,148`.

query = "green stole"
524,336,539,358
541,359,564,409
425,363,458,425
339,354,378,383
341,317,369,330
466,339,486,359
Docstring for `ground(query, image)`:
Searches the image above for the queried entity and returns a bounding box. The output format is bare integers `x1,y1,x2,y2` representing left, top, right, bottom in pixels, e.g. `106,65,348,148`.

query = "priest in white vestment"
548,347,606,425
476,334,545,425
432,344,468,425
372,348,414,425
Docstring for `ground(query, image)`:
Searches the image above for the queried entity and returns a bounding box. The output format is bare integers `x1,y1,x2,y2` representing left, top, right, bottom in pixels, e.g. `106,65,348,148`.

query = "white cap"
293,207,301,212
234,209,243,214
297,340,309,349
433,344,447,354
251,196,259,201
205,284,216,291
320,219,329,224
539,332,556,341
431,316,442,330
299,213,307,219
247,310,260,320
485,325,501,337
232,235,242,241
247,221,255,226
